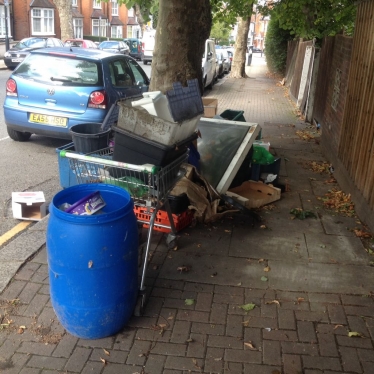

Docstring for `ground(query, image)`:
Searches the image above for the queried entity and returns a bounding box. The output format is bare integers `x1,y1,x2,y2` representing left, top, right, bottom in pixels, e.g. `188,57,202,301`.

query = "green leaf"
348,331,362,337
261,276,268,282
185,299,195,306
239,303,256,312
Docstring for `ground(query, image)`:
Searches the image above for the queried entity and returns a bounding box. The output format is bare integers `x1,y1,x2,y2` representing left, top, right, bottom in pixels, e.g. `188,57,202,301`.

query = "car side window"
47,39,54,47
127,58,149,86
110,59,134,87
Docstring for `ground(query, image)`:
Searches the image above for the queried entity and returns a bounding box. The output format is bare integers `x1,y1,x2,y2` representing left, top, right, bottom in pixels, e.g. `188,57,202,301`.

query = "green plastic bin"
219,109,246,122
219,109,262,139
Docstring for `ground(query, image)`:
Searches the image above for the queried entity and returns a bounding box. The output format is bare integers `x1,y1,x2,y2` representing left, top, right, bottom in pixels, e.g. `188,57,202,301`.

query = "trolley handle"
59,150,160,174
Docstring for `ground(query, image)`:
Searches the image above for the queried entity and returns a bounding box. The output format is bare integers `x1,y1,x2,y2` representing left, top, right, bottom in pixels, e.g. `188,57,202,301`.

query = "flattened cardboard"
227,180,281,208
12,191,47,221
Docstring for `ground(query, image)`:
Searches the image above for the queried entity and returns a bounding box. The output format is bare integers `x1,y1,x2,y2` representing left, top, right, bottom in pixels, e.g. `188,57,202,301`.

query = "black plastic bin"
70,123,111,153
112,126,198,167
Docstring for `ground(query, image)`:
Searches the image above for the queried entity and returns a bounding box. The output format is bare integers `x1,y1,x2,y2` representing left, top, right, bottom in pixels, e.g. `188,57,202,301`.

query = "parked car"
4,48,150,141
202,39,217,89
220,49,231,73
252,47,262,53
3,37,64,69
98,41,129,55
64,39,98,49
215,50,225,79
123,38,142,60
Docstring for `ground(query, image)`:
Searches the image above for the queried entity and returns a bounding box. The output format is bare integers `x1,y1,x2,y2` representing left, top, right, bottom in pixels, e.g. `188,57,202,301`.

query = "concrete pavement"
0,55,374,374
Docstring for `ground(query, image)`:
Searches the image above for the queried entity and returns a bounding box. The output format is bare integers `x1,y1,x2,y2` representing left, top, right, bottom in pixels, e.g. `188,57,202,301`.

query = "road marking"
0,221,32,247
0,136,10,141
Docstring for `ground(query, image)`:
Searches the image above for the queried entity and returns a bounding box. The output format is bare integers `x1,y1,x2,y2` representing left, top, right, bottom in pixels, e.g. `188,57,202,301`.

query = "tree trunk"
150,0,212,94
53,0,74,41
230,17,251,78
134,4,147,37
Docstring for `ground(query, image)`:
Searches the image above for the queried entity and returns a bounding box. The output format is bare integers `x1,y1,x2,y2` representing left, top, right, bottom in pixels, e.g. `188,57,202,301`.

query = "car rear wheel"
7,127,32,142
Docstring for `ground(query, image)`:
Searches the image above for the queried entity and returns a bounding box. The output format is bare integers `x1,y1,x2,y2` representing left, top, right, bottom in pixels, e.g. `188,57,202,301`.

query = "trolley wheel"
134,290,147,316
166,233,178,250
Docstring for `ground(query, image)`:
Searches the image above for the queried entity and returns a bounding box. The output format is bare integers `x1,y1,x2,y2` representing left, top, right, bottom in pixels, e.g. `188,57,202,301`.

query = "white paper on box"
12,191,47,221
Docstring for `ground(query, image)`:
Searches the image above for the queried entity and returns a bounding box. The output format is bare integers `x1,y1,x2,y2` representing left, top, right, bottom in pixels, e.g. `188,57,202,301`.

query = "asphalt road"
0,61,151,240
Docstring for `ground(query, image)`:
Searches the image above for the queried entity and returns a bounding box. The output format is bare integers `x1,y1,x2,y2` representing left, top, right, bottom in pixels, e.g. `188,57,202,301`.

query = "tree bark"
230,16,251,78
150,0,212,94
53,0,74,41
134,4,147,37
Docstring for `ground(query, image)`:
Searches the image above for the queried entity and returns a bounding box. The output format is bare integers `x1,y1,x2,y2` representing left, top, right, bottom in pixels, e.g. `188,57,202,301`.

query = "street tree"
212,0,255,78
258,0,356,40
53,0,74,41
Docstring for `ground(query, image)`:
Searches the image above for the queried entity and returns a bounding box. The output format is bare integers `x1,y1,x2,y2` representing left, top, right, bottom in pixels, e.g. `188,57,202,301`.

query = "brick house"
1,0,140,42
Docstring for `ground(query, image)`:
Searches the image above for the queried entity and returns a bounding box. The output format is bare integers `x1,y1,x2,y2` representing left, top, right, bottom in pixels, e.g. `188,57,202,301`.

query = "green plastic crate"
219,109,246,122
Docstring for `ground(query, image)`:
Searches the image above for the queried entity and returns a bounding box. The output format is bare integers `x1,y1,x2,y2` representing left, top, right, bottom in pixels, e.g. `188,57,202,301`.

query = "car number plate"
29,113,67,127
11,59,23,62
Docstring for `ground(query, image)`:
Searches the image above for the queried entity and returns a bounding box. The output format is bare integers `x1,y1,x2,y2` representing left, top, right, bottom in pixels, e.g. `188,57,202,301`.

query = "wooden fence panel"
339,0,374,208
312,37,335,124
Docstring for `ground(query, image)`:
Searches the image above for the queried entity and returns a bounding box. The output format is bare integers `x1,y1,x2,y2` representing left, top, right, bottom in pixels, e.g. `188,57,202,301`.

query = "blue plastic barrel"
47,184,138,339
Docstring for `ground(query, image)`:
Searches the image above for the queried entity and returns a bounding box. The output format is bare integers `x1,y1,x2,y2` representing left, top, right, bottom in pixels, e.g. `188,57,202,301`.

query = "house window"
93,0,101,9
111,25,122,38
0,5,12,38
127,25,133,38
72,0,77,6
92,18,106,36
32,8,54,35
112,1,118,16
73,18,83,38
128,7,134,17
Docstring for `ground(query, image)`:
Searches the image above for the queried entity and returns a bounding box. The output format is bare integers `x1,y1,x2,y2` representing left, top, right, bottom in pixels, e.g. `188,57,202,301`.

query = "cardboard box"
202,98,218,118
227,180,281,208
12,191,47,221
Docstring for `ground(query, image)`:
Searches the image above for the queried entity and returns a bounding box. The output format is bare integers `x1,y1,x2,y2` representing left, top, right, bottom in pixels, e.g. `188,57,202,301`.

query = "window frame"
31,8,55,35
111,1,118,16
93,0,102,9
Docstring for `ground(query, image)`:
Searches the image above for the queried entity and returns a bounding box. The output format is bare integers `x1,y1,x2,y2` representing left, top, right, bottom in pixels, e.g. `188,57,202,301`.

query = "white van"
142,29,156,65
202,39,217,89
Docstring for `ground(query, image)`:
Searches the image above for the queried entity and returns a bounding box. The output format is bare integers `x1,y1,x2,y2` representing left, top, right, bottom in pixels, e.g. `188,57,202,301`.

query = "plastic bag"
252,145,275,165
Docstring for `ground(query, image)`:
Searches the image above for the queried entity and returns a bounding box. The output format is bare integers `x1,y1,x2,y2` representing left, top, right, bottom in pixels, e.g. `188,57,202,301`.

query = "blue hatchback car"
4,48,150,141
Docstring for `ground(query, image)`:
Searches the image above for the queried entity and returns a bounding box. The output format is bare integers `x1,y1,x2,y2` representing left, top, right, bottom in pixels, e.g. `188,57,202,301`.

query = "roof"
110,16,124,26
30,47,117,61
127,17,139,26
91,9,107,18
72,8,83,18
30,0,55,8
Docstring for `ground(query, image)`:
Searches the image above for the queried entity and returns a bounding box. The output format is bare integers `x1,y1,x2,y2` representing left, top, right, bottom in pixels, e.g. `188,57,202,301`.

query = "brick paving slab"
1,55,374,373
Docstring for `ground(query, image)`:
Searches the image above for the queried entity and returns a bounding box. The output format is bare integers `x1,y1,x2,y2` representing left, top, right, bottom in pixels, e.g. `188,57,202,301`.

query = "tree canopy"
258,0,356,40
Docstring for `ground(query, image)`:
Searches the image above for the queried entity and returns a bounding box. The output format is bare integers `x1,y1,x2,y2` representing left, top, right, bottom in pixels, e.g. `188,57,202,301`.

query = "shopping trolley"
59,148,188,315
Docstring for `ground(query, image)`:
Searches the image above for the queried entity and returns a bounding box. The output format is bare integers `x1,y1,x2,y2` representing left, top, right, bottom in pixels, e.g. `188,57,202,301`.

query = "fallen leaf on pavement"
185,299,195,306
239,303,256,312
297,297,305,303
333,324,344,330
261,276,268,282
177,266,191,273
103,349,110,356
265,300,280,306
242,320,250,326
348,331,363,338
244,341,257,350
100,357,107,365
264,266,271,272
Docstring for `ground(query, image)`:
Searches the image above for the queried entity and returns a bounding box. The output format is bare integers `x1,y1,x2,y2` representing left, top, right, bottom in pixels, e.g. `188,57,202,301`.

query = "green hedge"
264,19,294,75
